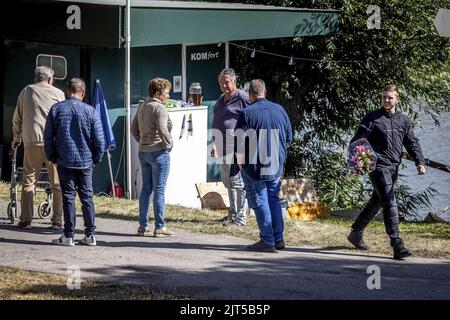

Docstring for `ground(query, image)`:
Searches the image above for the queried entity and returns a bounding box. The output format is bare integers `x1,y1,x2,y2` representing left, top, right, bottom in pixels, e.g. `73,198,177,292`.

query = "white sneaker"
154,227,175,238
79,235,96,246
52,235,74,247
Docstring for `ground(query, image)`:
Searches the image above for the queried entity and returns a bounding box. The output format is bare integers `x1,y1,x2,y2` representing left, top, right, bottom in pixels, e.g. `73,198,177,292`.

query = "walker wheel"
37,202,52,219
7,202,16,224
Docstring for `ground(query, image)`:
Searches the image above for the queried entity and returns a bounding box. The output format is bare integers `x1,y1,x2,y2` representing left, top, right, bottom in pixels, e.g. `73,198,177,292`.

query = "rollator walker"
7,148,53,224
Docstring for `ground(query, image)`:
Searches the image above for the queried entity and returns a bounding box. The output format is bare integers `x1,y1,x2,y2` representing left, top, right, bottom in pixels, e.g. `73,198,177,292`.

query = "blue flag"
93,79,116,152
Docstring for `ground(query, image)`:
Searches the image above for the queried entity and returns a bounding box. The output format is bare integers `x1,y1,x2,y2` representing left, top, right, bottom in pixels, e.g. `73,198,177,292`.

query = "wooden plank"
196,178,319,211
195,182,230,209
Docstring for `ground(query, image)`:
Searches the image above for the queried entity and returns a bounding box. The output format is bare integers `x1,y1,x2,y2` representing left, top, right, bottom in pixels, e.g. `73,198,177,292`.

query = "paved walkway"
0,201,449,299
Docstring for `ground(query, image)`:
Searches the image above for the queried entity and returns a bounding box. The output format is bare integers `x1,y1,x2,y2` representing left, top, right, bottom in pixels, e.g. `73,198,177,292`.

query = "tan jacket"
131,97,173,152
12,81,65,146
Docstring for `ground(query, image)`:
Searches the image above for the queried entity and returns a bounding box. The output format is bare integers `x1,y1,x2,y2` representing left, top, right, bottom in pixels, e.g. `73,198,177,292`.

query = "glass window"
36,54,67,80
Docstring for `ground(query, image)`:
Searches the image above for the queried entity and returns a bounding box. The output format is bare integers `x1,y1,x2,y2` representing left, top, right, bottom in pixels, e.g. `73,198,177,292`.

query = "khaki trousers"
20,145,63,225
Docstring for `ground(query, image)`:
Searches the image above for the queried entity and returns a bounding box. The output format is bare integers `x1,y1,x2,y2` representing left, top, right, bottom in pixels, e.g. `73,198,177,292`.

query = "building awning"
2,0,340,48
124,1,340,47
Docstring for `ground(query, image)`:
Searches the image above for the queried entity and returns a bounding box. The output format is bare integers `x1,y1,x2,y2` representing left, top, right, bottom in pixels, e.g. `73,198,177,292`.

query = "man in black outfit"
347,84,426,260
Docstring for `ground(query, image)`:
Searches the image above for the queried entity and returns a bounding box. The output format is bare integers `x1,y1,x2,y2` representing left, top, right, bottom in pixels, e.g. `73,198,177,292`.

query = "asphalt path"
1,211,449,300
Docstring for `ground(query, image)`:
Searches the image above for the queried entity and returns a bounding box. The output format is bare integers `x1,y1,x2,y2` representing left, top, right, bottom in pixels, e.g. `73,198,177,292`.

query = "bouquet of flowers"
347,138,378,175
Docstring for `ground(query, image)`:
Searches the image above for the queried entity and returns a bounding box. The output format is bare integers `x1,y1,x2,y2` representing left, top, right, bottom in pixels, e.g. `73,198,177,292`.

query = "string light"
217,41,222,47
226,41,362,64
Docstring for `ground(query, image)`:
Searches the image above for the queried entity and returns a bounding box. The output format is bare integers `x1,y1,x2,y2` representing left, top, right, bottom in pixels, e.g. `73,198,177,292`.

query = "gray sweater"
131,97,173,152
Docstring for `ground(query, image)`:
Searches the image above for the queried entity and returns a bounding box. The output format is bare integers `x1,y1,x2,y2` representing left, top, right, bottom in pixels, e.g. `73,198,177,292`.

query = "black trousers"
352,166,400,240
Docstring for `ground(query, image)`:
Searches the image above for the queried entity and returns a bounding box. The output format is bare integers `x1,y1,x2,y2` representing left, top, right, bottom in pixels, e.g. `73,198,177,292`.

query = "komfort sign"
191,51,221,61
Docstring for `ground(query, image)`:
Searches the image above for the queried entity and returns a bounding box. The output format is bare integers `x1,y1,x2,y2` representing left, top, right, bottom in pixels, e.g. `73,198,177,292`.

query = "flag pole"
125,0,132,199
107,150,116,197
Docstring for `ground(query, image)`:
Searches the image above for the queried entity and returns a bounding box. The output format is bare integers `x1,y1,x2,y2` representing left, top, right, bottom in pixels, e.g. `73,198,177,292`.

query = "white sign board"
130,105,208,208
173,75,182,93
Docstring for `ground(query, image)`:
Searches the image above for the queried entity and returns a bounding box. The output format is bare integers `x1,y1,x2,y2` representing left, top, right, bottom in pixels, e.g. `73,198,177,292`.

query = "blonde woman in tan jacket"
131,78,174,238
12,66,65,229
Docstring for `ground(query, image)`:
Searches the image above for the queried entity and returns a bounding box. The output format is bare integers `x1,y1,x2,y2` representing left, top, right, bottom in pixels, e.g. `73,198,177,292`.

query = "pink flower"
348,138,378,175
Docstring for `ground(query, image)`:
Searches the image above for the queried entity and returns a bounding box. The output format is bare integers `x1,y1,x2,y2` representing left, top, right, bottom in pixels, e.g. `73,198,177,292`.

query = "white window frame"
35,54,67,80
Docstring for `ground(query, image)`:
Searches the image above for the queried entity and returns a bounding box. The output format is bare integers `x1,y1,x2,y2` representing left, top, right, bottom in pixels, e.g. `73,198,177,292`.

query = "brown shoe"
154,227,174,238
17,221,31,229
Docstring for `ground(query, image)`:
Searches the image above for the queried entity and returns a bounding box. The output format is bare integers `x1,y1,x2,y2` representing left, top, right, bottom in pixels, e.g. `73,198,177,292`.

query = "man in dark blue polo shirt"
235,79,292,252
211,68,249,226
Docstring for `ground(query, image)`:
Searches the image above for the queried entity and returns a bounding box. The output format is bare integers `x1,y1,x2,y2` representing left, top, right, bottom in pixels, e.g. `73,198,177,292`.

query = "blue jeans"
241,170,283,246
138,150,170,229
57,166,96,238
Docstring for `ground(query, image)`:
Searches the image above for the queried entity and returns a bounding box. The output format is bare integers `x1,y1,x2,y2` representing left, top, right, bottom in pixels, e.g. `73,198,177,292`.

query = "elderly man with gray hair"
12,66,65,230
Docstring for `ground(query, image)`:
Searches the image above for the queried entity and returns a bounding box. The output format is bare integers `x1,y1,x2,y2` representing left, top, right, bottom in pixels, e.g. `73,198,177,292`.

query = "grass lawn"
0,266,190,300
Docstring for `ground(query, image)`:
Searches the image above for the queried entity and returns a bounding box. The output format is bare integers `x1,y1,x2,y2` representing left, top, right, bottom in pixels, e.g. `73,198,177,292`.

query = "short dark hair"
67,77,85,94
148,78,171,97
249,79,266,96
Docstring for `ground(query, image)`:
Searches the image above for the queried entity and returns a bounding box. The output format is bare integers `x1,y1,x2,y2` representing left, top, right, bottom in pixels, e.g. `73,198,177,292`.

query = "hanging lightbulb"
217,41,222,47
289,56,294,65
250,48,256,58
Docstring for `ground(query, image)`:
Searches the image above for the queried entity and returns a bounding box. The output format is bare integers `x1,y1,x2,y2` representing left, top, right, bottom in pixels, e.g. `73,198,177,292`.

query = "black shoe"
17,221,31,229
275,241,285,250
219,215,232,222
391,238,412,260
347,229,369,250
49,224,62,230
247,240,277,253
222,219,236,226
